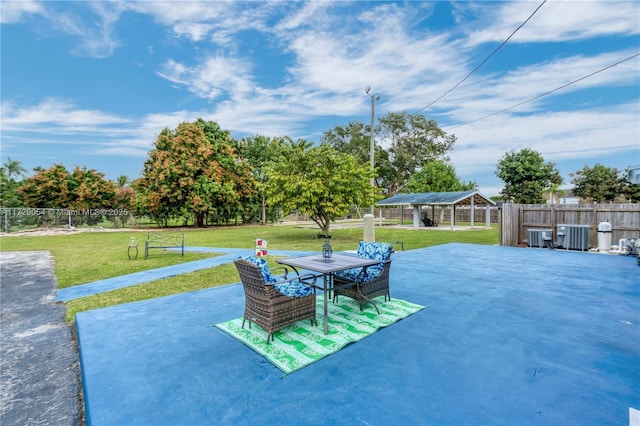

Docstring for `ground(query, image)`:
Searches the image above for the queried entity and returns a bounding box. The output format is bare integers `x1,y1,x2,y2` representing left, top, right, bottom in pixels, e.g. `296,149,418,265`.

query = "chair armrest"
270,266,290,279
270,266,318,286
265,273,318,287
296,273,318,287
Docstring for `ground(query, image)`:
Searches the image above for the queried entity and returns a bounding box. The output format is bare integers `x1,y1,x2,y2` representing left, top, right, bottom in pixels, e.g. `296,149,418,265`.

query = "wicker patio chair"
234,257,317,343
333,242,393,313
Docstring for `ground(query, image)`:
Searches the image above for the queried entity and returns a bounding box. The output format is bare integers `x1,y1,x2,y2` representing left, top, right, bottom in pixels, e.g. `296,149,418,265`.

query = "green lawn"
0,223,498,322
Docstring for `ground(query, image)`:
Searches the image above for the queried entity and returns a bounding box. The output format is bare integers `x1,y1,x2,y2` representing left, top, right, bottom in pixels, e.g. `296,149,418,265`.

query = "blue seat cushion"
335,242,392,283
239,256,313,297
274,281,314,297
239,256,277,283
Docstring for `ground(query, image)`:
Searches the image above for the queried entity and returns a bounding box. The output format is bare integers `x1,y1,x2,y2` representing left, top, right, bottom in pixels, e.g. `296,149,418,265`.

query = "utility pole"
366,86,379,215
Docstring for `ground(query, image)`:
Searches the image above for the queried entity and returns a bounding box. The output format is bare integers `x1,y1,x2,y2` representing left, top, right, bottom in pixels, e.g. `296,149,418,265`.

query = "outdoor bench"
144,232,184,260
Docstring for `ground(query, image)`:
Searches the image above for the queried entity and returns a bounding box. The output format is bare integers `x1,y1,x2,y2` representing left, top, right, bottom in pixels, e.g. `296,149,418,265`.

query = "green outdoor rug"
215,296,425,375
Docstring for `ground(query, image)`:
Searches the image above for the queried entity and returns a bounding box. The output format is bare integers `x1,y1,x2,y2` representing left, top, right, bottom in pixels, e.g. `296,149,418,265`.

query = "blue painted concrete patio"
74,243,640,425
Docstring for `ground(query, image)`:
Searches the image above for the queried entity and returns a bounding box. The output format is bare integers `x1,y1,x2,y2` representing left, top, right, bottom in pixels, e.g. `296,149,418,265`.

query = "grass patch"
1,223,498,323
0,231,215,288
64,262,240,323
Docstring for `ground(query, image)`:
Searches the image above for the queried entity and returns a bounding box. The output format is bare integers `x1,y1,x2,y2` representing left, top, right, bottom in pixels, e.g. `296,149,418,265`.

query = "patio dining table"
277,253,381,334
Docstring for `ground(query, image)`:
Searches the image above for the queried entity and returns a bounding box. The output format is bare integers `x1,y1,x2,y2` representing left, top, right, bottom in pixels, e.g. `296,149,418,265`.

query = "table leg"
357,284,380,314
323,274,329,334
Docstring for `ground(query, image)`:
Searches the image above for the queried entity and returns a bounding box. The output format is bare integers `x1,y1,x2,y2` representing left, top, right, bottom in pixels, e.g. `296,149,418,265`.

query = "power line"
445,52,640,131
415,0,547,114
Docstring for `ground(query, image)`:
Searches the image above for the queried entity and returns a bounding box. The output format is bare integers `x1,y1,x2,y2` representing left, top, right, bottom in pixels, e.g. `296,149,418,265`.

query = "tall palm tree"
546,183,566,204
4,158,26,179
117,175,129,188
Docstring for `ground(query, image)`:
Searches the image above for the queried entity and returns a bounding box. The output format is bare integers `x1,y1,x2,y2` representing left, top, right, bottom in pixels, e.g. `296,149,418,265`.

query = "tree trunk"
311,211,330,237
194,212,205,227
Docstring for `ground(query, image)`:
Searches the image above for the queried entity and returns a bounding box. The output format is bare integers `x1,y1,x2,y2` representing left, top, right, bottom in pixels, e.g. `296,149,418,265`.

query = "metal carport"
376,190,496,230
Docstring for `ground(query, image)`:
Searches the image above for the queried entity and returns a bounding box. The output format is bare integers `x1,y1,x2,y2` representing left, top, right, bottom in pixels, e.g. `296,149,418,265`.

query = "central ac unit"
556,224,589,251
527,229,553,248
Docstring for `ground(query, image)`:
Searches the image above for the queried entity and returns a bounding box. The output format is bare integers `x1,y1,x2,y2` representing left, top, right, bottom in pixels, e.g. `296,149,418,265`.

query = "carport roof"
376,190,495,207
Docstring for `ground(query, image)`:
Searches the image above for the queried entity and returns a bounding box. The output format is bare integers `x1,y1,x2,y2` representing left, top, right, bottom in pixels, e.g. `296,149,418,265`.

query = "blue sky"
1,1,639,197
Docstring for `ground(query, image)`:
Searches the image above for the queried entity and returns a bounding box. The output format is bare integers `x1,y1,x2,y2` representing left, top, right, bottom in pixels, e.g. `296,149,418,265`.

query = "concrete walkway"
75,243,640,425
0,251,82,425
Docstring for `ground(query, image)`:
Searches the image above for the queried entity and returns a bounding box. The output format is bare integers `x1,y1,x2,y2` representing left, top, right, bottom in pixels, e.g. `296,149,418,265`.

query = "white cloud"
449,101,640,179
3,1,638,188
126,1,272,45
8,1,126,58
0,99,205,162
274,1,328,31
172,22,214,42
126,1,229,25
463,1,640,46
149,1,639,164
158,55,255,101
432,49,640,124
0,0,43,24
1,98,142,156
264,2,466,121
1,99,130,128
92,110,200,156
74,2,126,58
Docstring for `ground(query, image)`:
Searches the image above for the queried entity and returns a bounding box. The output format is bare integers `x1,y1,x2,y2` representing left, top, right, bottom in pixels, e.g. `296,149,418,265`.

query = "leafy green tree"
19,164,72,208
196,119,255,225
322,120,391,200
113,175,135,226
378,112,456,195
110,186,136,227
236,135,289,225
323,112,455,197
495,148,562,204
545,182,566,204
4,158,27,179
18,164,116,225
0,158,27,208
66,166,117,211
570,164,623,203
0,172,19,208
621,181,640,203
404,160,476,193
266,141,373,235
66,167,117,224
321,120,390,172
621,167,640,202
136,119,252,227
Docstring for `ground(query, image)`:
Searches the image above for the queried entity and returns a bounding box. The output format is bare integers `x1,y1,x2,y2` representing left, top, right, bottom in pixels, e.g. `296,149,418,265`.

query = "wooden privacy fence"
500,203,640,248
